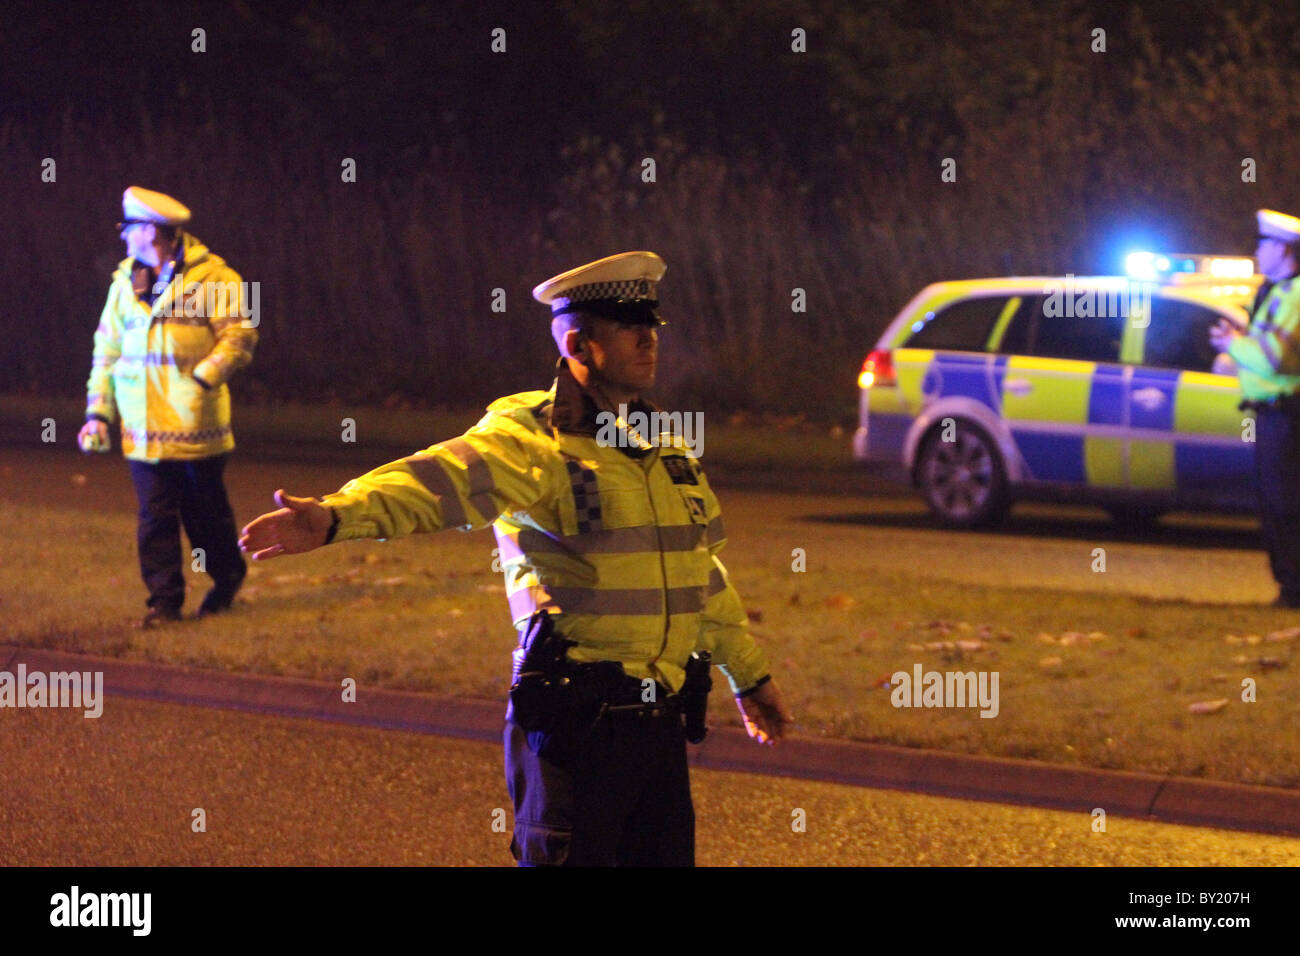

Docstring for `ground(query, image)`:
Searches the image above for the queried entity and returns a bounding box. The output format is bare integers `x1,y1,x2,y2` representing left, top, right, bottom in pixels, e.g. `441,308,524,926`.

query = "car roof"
913,275,1260,304
879,275,1263,349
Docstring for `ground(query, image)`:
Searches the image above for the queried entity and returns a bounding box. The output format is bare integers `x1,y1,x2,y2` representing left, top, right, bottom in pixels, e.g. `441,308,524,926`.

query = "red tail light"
858,349,895,389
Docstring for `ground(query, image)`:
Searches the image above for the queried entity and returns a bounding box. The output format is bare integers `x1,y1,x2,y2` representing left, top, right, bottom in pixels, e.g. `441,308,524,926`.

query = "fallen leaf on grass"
1038,656,1063,668
824,593,855,610
746,608,764,622
1257,657,1286,671
1266,627,1300,642
1188,699,1229,715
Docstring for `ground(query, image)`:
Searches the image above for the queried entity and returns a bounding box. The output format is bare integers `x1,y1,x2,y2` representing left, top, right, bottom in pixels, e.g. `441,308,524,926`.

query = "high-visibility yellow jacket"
321,364,771,695
85,233,257,461
1230,276,1300,402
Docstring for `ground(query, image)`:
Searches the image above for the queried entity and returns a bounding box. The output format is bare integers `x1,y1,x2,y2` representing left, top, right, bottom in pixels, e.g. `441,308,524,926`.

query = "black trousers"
1254,407,1300,602
504,707,695,867
127,454,246,611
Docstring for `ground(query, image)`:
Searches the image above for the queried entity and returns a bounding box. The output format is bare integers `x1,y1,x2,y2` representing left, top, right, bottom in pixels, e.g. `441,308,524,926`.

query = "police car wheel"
916,422,1009,527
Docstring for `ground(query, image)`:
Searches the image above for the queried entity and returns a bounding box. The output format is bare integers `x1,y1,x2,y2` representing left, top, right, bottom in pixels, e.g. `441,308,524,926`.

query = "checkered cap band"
552,278,656,311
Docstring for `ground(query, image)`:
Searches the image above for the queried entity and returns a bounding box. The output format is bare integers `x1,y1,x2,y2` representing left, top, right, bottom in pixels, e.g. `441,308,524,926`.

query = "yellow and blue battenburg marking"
867,348,1250,493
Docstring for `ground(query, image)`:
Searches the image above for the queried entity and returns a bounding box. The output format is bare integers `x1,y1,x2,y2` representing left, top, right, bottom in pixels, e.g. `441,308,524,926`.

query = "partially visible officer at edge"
238,251,792,866
79,187,257,627
1210,208,1300,607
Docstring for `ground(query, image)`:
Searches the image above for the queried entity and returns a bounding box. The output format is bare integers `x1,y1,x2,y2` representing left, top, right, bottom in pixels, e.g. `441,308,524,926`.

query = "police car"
853,253,1263,527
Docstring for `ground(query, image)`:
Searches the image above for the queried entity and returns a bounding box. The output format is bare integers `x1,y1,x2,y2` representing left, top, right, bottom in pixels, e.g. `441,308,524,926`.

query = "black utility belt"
553,664,682,716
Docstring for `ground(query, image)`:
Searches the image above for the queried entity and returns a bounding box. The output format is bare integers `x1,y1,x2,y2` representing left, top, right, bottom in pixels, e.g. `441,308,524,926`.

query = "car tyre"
916,421,1010,527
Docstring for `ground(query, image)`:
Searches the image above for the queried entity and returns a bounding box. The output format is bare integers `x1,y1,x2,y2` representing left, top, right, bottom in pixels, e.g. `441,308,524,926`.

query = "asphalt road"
2,696,1297,866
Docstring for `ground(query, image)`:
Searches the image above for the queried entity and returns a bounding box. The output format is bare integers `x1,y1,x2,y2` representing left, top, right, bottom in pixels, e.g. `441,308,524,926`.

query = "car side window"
994,296,1040,354
1026,299,1124,363
905,296,1011,351
1141,297,1227,373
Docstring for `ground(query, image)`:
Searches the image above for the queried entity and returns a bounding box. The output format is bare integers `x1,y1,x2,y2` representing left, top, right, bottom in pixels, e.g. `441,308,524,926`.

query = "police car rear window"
904,296,1011,351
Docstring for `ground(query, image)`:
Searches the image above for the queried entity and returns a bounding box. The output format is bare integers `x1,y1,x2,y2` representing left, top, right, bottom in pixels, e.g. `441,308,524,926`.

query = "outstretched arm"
239,490,334,561
240,412,556,559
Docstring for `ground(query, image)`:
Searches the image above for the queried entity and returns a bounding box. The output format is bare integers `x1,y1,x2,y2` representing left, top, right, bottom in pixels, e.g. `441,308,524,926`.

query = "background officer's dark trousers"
1254,406,1300,604
505,702,695,866
127,454,246,612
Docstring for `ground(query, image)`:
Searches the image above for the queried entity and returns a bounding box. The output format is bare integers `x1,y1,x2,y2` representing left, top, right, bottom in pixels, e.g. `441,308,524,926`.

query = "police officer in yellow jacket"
238,251,792,865
1211,209,1300,607
78,187,257,626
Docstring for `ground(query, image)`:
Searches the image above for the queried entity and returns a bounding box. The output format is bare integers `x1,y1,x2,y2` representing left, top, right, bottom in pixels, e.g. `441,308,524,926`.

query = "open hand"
736,679,794,745
238,489,333,561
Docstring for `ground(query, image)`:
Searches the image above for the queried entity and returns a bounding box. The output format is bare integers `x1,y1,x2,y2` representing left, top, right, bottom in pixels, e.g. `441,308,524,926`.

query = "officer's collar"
549,359,659,455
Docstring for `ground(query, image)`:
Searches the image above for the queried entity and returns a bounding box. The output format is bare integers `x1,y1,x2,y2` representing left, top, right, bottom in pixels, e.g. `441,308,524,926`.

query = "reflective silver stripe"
706,515,725,545
547,586,705,616
517,524,703,555
403,454,469,527
1260,336,1283,372
508,585,543,620
666,586,706,614
707,567,726,596
443,437,498,520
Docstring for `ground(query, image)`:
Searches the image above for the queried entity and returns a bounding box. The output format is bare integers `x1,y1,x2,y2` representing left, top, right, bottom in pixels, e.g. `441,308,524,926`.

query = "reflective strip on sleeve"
441,437,498,520
402,454,469,527
1259,336,1283,372
707,567,726,596
706,515,725,545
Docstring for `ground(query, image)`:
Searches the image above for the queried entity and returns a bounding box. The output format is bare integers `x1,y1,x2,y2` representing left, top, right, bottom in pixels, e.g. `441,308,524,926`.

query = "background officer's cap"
533,251,667,326
119,186,191,229
1257,209,1300,243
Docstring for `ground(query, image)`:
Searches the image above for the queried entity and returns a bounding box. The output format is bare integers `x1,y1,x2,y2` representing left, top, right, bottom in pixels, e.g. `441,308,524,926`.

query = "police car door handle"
1131,387,1167,411
1004,377,1033,396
